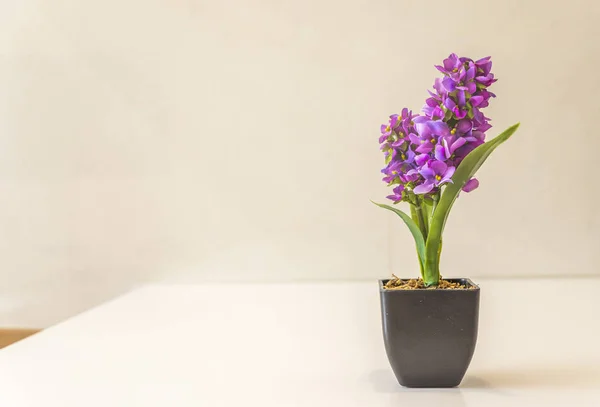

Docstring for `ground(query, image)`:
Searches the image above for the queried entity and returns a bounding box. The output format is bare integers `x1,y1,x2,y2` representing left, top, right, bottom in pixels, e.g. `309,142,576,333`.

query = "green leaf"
423,123,520,285
372,201,426,272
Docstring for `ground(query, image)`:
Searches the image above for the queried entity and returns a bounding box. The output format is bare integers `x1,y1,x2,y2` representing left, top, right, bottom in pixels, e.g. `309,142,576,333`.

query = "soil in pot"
383,275,476,290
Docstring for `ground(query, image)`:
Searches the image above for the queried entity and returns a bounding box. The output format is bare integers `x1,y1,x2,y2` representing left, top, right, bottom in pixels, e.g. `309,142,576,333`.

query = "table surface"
0,278,599,406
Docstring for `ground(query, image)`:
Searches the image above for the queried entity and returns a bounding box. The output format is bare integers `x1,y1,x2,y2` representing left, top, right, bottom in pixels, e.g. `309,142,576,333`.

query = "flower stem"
414,198,428,240
409,203,426,280
430,192,440,225
422,192,442,287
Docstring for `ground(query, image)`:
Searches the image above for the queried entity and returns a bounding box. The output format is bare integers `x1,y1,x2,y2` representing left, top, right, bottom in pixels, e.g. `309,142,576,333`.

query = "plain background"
1,0,599,327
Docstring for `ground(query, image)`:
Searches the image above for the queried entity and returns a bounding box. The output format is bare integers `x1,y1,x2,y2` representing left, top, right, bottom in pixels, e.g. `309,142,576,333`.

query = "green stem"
430,192,440,225
415,198,427,241
410,204,425,280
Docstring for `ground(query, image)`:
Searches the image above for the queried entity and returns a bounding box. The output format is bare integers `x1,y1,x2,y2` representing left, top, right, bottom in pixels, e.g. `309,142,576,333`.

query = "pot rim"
379,278,480,291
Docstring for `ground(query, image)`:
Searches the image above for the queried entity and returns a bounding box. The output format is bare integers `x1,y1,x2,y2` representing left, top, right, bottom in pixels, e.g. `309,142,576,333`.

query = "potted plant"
373,53,519,388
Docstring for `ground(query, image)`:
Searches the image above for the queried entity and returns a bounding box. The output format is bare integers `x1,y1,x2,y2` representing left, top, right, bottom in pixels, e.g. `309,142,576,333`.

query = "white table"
0,278,599,406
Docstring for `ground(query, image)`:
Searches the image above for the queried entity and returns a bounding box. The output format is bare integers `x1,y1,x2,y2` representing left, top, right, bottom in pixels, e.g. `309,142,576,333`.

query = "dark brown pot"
379,278,480,388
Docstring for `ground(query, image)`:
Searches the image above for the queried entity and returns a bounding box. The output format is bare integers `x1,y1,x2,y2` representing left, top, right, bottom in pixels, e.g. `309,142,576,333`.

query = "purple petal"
457,90,466,107
476,74,496,86
415,143,433,154
433,78,444,94
419,165,435,179
455,143,478,160
456,119,473,134
425,97,439,107
434,144,447,161
409,133,421,145
472,108,484,123
431,106,444,120
450,137,467,153
413,181,435,195
415,153,429,166
475,57,492,75
465,65,475,81
444,97,456,110
391,139,405,148
415,122,430,137
440,166,456,183
472,131,485,141
470,95,484,107
442,77,456,92
405,169,419,182
422,105,435,117
430,160,447,176
387,160,402,172
428,120,450,136
466,81,477,94
442,137,452,158
487,90,496,98
462,178,479,192
443,54,459,71
453,107,467,119
477,123,492,132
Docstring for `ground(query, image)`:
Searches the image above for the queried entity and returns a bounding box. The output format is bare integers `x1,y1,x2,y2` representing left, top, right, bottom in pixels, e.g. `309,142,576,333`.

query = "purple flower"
414,160,455,195
414,119,450,138
415,153,429,167
452,140,482,163
397,148,415,164
398,108,417,135
408,117,450,154
476,73,496,87
379,114,400,140
381,160,402,184
475,56,492,76
455,119,473,135
435,53,462,79
434,136,467,162
442,77,457,92
443,97,467,120
386,184,405,203
379,54,497,201
423,92,444,120
403,169,419,183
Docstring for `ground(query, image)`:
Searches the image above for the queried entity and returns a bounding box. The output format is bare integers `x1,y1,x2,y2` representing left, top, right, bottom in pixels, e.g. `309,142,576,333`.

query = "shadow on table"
368,369,467,406
369,365,600,396
462,366,600,389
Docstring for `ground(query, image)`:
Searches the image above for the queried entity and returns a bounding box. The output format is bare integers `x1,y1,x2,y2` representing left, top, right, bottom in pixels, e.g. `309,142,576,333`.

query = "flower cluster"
380,54,497,203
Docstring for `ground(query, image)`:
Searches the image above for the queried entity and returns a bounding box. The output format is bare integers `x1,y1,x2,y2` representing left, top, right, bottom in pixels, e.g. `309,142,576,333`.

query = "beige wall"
0,0,599,327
